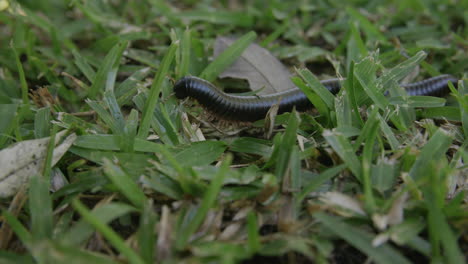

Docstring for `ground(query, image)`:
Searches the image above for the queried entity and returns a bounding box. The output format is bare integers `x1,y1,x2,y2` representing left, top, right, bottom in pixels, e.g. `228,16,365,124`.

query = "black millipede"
173,75,458,122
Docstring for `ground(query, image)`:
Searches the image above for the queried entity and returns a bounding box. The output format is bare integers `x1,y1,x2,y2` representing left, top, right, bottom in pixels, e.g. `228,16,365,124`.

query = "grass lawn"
0,0,467,263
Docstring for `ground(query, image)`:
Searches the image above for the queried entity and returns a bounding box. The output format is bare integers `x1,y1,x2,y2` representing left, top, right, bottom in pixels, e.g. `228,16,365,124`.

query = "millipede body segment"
174,75,458,122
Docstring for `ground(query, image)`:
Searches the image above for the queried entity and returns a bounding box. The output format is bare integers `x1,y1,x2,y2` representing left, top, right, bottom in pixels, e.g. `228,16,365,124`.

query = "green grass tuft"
0,1,467,263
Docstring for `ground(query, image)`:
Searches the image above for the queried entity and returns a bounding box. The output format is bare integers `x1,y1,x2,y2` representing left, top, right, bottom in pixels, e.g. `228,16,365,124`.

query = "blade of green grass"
0,251,34,264
60,202,137,246
103,159,146,209
42,124,58,183
0,104,18,148
88,41,128,99
323,130,362,180
177,28,191,78
142,173,183,200
103,89,131,151
247,211,260,254
152,102,180,146
352,106,379,151
34,107,51,138
376,112,400,150
287,145,302,219
11,42,29,107
86,100,121,134
315,212,411,264
389,96,446,108
122,109,138,152
289,146,301,196
179,9,254,28
379,51,427,89
264,133,284,169
135,94,176,143
33,240,118,264
69,149,155,177
291,76,330,125
74,134,165,152
103,91,125,133
346,7,387,43
138,200,158,263
344,62,365,127
172,140,227,167
371,159,398,193
296,68,335,109
296,164,346,204
426,169,465,263
418,106,461,121
2,210,32,248
449,80,468,138
409,129,453,181
176,154,232,248
228,137,272,157
260,20,289,47
73,134,121,151
125,49,160,68
138,42,177,139
71,49,96,83
354,54,388,109
29,175,53,241
116,67,151,104
52,172,108,201
73,0,132,33
346,23,368,72
10,2,76,50
275,111,299,181
72,199,145,264
335,92,353,128
361,108,379,212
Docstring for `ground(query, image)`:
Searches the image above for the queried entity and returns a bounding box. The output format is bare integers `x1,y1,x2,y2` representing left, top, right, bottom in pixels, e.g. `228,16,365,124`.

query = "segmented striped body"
174,75,458,122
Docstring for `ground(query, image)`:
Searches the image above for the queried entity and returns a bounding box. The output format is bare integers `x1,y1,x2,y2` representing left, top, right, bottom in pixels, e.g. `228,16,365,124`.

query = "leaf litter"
214,36,296,95
0,130,76,197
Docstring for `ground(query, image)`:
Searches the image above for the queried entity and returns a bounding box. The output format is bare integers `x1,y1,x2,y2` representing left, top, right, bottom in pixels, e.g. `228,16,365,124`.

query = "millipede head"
174,77,191,99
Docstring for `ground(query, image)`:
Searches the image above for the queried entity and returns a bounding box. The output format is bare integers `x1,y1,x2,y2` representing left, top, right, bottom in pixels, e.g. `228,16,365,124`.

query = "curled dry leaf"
319,192,366,217
278,195,300,233
372,214,388,231
50,168,69,192
218,222,242,241
447,157,467,199
196,209,223,241
386,191,408,226
371,190,408,232
157,205,173,262
232,206,252,221
214,37,296,95
0,130,77,198
264,102,280,139
372,233,390,247
181,112,206,142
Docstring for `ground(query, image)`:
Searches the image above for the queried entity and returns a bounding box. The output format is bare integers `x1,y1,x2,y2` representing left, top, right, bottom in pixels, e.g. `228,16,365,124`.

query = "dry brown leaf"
214,37,295,95
219,222,242,241
0,130,76,197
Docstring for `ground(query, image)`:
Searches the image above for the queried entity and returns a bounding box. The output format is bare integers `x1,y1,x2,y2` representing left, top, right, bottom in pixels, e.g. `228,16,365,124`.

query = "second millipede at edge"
173,75,459,122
